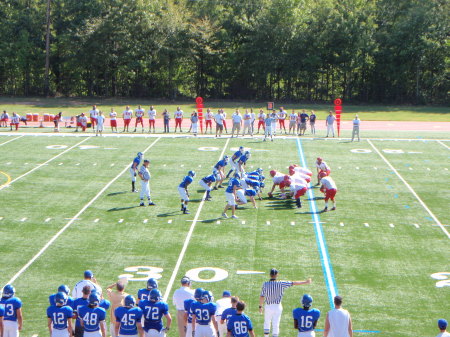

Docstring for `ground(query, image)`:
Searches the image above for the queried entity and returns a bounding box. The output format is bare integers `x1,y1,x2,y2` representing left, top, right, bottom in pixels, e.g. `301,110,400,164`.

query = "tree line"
0,0,448,104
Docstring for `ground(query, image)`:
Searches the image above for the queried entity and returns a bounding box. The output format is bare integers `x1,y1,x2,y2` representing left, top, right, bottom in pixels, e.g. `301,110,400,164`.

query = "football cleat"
140,203,145,207
231,215,238,219
331,207,336,211
148,201,156,206
323,207,328,212
222,213,228,218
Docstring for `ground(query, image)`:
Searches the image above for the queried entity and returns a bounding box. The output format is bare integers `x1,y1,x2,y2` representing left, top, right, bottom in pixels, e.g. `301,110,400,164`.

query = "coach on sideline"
259,268,312,337
172,276,194,337
72,270,102,299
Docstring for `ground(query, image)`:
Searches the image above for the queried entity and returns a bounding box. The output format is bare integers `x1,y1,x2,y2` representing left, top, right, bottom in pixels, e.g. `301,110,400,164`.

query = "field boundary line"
0,137,89,191
437,140,450,150
0,135,24,147
296,137,338,309
6,137,161,285
163,138,230,302
367,139,450,240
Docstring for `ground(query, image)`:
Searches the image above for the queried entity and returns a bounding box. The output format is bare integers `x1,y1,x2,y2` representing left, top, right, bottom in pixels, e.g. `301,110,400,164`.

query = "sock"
132,181,135,191
325,202,328,208
333,202,336,208
206,191,211,199
181,203,185,210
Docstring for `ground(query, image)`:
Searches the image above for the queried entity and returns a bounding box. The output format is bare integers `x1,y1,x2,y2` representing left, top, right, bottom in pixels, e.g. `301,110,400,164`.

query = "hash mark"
389,223,395,228
58,163,63,166
143,219,148,223
241,221,245,225
291,221,295,226
76,163,80,166
111,163,115,167
118,219,124,223
21,217,27,222
168,220,172,224
413,223,420,228
0,216,3,220
266,221,271,225
216,220,221,224
93,218,99,223
45,218,51,222
364,223,369,227
356,167,359,170
409,167,413,170
427,168,430,171
340,222,344,226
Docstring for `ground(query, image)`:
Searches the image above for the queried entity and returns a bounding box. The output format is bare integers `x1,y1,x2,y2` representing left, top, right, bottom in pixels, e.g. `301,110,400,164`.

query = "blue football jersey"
292,307,320,332
139,300,169,332
73,298,89,327
214,159,227,169
265,117,273,126
0,305,4,317
179,175,193,188
232,151,242,161
131,156,141,169
0,297,22,321
184,299,195,323
202,174,215,184
227,313,253,337
221,307,237,322
49,294,75,309
238,155,248,164
191,302,217,325
47,305,74,330
137,288,151,302
245,189,257,197
77,306,106,332
225,178,241,193
245,179,260,188
115,306,143,336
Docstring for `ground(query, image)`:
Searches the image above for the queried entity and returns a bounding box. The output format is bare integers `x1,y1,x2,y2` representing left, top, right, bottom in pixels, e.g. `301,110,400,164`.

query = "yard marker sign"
334,98,342,137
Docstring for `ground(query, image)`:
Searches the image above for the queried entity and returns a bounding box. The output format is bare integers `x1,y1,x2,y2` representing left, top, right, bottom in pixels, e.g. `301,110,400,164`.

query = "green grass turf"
0,134,448,337
0,97,449,121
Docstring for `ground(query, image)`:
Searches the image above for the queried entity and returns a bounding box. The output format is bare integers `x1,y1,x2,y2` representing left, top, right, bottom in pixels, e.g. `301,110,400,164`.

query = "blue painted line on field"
425,216,433,221
296,138,338,309
315,329,380,334
404,205,410,209
387,185,393,189
394,194,398,198
384,178,389,182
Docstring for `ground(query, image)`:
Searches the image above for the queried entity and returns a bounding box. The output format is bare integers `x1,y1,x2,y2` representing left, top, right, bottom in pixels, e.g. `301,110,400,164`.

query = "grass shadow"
107,191,128,196
108,206,139,212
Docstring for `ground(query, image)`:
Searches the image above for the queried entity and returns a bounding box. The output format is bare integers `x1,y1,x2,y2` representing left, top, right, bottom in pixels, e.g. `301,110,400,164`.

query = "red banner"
196,97,204,132
334,98,342,137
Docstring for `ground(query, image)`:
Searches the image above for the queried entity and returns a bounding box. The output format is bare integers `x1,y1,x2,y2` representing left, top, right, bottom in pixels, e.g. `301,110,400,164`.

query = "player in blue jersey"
179,171,196,214
185,288,204,337
199,174,216,201
1,284,23,337
77,292,107,337
47,292,74,337
0,303,4,337
137,278,158,304
220,296,239,336
227,301,254,337
213,156,229,190
222,174,241,219
191,290,218,337
130,152,143,193
139,289,172,337
292,294,320,337
238,151,251,176
226,147,244,178
73,285,91,337
49,285,75,309
114,295,143,337
236,188,258,208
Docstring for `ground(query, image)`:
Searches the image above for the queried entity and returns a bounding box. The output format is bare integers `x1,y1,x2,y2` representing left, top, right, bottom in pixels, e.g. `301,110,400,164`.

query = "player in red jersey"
319,171,337,211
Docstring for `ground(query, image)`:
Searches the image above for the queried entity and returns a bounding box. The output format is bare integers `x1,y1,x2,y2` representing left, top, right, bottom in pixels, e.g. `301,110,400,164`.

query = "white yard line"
163,138,230,302
6,137,161,285
0,135,24,147
0,137,89,191
367,139,450,240
437,140,450,150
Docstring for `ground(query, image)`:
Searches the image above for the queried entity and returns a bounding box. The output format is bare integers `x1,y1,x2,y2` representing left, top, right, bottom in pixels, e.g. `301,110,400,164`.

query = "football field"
0,132,449,337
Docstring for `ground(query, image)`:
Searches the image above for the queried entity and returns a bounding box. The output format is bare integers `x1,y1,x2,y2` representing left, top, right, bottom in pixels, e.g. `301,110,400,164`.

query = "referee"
259,268,312,337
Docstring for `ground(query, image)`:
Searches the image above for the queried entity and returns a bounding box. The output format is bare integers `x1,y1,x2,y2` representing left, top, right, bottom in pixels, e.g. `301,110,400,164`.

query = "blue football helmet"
2,284,15,298
202,290,214,303
223,155,229,163
147,278,158,290
150,289,162,302
239,146,244,153
124,295,136,308
55,292,68,305
244,151,251,158
234,173,241,179
209,175,217,182
260,182,265,188
188,170,196,178
137,152,143,158
302,294,313,308
257,168,263,174
58,284,70,295
89,292,100,306
194,288,205,300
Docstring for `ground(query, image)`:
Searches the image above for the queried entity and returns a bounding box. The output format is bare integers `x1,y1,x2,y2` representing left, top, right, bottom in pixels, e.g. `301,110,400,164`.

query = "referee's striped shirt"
260,280,293,305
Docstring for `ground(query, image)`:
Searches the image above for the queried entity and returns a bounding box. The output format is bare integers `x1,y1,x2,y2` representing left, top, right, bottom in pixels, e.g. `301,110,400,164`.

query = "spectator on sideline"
53,112,62,132
309,111,316,135
96,111,105,137
215,291,232,337
436,319,450,337
191,111,199,136
259,268,312,337
110,108,118,133
163,109,170,133
351,115,360,142
72,270,102,299
250,108,256,134
79,113,87,132
106,281,128,337
122,106,133,132
231,109,242,138
148,106,157,133
174,106,184,132
326,111,336,137
222,109,228,133
0,284,23,337
299,110,309,136
0,110,8,127
324,296,353,337
205,108,213,134
172,276,194,337
257,109,266,133
89,105,99,130
10,112,20,131
215,109,225,138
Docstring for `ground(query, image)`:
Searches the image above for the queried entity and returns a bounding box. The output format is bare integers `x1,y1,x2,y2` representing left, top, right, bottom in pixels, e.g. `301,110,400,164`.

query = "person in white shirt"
214,110,224,138
148,106,157,133
277,107,287,134
174,107,184,132
250,108,256,134
231,110,242,138
242,109,252,136
122,106,133,132
172,277,194,337
257,109,266,133
133,105,145,133
436,319,450,337
72,270,102,299
96,111,105,137
222,109,228,133
215,291,232,337
109,108,118,133
319,172,337,212
0,110,9,127
271,112,278,135
315,157,331,185
10,112,20,131
205,108,214,134
89,105,99,130
289,110,297,135
324,296,352,337
351,115,360,142
326,111,336,137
